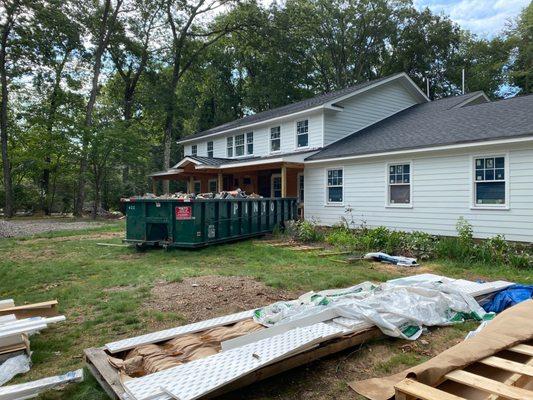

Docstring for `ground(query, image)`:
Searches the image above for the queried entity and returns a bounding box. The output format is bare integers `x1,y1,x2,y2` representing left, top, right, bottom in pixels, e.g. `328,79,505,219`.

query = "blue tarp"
482,284,533,313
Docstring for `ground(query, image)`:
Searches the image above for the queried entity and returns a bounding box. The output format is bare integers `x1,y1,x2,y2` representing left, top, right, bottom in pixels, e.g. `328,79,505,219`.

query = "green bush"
285,219,324,243
402,231,437,259
325,227,357,249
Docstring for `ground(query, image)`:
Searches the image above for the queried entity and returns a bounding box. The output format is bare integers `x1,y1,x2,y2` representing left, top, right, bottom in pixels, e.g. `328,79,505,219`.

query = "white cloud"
413,0,529,37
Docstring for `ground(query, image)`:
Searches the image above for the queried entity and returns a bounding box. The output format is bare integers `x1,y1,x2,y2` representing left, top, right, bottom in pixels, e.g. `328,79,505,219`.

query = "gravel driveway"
0,219,105,238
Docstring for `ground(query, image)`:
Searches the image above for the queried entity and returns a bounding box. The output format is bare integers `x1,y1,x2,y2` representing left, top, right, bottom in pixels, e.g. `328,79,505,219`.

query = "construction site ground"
0,219,530,400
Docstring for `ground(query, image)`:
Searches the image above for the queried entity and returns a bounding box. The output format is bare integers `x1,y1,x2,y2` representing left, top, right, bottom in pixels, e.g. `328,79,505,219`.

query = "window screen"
388,164,410,204
327,169,343,203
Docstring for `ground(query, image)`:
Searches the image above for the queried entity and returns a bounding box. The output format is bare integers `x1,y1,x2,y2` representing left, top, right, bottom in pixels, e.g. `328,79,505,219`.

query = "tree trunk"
0,21,13,218
42,52,68,215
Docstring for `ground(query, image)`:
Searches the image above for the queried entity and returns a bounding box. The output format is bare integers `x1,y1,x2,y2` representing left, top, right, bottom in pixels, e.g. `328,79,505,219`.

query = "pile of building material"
129,188,262,201
85,274,515,400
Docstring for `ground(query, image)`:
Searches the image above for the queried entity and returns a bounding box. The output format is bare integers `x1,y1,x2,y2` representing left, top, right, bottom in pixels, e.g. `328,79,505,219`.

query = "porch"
149,156,305,202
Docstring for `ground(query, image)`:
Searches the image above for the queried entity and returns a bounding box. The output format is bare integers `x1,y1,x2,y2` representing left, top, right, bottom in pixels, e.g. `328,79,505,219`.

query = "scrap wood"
350,300,533,400
0,300,59,319
96,243,131,247
317,250,352,256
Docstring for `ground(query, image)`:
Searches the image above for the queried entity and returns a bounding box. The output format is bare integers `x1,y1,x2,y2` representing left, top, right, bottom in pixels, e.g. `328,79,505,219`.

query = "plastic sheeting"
482,284,533,313
254,277,492,340
0,354,31,386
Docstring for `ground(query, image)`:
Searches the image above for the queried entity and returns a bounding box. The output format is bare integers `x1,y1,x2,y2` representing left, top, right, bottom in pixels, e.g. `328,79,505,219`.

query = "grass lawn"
0,220,530,399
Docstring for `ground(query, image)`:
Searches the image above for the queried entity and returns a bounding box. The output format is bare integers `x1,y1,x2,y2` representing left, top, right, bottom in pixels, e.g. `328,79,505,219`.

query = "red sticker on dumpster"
175,206,192,220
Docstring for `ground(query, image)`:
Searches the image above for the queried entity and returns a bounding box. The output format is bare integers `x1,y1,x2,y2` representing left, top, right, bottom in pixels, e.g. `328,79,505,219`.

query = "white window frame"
296,119,309,149
208,178,217,193
325,167,344,206
191,144,197,156
246,132,253,155
385,161,413,208
471,153,509,210
235,134,245,157
226,137,233,157
270,126,281,153
271,173,282,198
297,172,304,203
207,141,213,158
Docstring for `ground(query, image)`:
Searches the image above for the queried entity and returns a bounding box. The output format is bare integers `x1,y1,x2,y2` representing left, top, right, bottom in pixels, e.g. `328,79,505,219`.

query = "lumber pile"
0,299,64,363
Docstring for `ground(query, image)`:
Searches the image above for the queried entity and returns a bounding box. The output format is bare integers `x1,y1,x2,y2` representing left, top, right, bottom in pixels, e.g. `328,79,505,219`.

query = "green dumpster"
121,197,298,249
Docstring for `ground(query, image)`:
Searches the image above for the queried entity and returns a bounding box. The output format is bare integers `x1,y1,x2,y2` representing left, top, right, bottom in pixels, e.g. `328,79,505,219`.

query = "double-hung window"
327,168,343,204
388,163,411,205
191,144,197,156
270,127,280,152
207,141,213,158
474,156,507,206
235,134,245,156
296,120,308,148
246,132,253,154
226,137,233,157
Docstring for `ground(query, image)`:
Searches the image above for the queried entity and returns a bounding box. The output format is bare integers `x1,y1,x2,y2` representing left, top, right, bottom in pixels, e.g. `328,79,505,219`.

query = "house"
153,72,533,242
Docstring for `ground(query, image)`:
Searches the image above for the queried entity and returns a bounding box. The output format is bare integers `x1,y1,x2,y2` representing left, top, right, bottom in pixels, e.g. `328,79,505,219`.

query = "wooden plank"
510,344,533,357
487,356,533,400
84,347,126,400
394,378,467,400
480,356,533,377
0,300,58,318
444,370,533,400
317,251,351,256
290,246,325,252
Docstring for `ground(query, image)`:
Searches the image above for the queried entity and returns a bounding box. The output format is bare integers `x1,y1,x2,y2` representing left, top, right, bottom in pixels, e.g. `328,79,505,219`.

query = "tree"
74,0,124,216
508,2,532,94
160,0,243,194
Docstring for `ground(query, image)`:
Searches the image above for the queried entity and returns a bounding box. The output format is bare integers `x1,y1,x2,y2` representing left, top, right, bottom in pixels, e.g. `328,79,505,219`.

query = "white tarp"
254,277,493,340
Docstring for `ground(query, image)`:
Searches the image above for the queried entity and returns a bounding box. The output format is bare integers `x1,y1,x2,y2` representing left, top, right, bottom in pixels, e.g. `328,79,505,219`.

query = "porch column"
188,176,194,193
152,179,157,196
217,173,223,192
281,165,287,198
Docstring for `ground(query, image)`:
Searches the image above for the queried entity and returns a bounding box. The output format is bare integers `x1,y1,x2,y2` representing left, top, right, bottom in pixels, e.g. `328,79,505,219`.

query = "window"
235,134,245,156
388,163,411,205
208,179,217,193
270,127,280,152
191,144,197,156
207,141,213,158
271,174,282,198
246,132,253,154
297,120,308,147
327,169,343,203
193,180,201,194
474,156,506,206
226,137,233,157
298,173,304,202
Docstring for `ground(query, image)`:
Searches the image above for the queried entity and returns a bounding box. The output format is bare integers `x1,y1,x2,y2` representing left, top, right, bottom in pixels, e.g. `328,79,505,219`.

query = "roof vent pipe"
462,69,465,94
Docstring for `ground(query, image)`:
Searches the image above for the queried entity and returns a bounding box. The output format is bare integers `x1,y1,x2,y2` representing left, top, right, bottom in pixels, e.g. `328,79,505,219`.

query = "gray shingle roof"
186,149,318,167
180,74,404,142
306,93,533,161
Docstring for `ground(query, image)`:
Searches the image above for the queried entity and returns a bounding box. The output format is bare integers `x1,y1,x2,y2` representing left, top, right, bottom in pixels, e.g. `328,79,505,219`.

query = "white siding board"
304,144,533,242
323,80,419,145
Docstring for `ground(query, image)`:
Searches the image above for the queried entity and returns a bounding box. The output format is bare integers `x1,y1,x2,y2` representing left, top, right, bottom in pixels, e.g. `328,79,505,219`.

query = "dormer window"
297,120,308,148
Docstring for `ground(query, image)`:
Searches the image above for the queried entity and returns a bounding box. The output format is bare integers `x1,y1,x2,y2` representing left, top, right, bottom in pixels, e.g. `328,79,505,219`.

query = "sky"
413,0,530,37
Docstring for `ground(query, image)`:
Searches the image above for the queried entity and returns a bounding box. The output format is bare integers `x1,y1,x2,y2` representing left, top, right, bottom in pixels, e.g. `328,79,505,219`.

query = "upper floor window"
327,168,343,204
235,134,245,156
474,156,507,207
246,132,253,154
388,163,411,205
297,120,308,147
271,126,280,152
191,144,197,156
207,141,213,158
227,137,233,157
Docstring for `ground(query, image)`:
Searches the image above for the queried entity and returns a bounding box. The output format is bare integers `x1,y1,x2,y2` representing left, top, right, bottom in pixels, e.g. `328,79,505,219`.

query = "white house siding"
183,111,324,158
304,143,533,242
323,80,420,146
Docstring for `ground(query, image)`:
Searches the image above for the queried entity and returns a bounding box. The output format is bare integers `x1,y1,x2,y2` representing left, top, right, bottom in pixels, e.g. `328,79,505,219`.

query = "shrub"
402,231,437,259
285,219,324,243
325,227,357,249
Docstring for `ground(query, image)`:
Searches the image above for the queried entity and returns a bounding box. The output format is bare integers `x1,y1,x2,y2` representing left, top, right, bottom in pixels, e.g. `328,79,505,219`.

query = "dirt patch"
18,231,122,244
145,275,300,323
0,219,108,238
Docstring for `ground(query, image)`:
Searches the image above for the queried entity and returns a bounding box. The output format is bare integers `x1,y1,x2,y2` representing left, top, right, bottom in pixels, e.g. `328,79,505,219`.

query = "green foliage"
285,219,324,243
324,216,532,270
